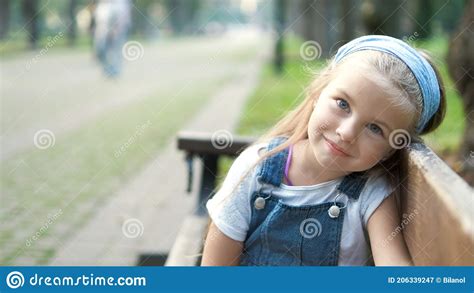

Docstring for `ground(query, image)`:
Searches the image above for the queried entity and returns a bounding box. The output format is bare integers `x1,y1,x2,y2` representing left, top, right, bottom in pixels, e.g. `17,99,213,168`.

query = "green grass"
237,59,321,136
237,35,321,136
218,34,323,180
414,37,465,152
0,32,93,57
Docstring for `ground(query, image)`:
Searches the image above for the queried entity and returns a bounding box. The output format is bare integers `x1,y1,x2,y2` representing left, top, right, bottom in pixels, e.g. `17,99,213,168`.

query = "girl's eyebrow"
335,88,393,132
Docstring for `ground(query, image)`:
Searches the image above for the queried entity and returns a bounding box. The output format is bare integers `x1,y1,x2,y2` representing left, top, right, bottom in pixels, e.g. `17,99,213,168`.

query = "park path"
1,27,270,265
1,28,265,161
50,55,266,265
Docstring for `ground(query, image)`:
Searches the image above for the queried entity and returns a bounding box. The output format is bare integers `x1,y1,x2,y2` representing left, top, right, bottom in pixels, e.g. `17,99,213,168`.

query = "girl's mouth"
323,137,350,157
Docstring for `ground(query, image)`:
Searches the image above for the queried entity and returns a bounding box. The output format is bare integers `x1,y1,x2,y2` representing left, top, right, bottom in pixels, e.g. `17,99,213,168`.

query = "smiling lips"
324,137,350,157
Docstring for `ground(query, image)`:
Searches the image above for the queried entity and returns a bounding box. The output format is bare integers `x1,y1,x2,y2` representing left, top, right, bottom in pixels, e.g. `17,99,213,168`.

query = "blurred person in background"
93,0,132,78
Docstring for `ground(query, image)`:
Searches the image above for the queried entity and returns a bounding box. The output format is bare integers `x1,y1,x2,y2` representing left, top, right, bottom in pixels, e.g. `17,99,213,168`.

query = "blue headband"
334,35,440,134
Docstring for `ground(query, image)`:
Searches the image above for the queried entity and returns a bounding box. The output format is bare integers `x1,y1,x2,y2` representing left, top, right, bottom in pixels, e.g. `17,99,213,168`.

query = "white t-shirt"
206,142,395,265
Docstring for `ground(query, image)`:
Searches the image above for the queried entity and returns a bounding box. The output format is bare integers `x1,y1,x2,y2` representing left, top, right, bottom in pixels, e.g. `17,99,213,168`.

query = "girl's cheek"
312,116,331,134
313,104,337,124
361,141,388,161
317,112,337,132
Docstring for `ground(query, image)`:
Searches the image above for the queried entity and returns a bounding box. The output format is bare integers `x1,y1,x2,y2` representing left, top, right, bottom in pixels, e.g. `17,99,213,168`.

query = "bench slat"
177,131,255,156
403,143,473,265
165,214,209,266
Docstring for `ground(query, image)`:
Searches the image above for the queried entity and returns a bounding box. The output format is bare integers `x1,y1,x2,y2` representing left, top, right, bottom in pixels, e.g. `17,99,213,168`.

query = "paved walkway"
1,27,270,265
49,33,268,265
1,28,263,161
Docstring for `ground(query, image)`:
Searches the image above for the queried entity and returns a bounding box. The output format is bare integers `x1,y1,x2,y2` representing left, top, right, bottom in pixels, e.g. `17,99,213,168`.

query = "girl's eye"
336,99,350,112
368,123,383,136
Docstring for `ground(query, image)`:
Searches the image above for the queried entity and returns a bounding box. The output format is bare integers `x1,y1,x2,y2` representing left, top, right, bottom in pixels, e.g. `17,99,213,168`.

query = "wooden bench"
165,131,255,266
165,131,473,266
402,143,473,265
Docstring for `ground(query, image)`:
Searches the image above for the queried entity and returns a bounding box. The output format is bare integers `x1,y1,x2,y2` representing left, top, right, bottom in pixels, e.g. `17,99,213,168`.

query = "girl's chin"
313,144,355,171
313,147,346,168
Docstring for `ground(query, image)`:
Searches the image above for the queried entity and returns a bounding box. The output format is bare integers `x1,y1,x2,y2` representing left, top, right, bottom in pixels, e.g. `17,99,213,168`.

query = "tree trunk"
21,0,40,49
447,0,474,179
361,0,411,38
0,0,10,40
299,0,330,58
274,0,286,74
165,0,200,35
415,0,433,39
67,0,78,46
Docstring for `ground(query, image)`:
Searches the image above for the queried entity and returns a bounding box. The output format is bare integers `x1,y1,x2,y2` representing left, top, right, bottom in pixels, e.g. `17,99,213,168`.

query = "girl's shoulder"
359,172,396,225
363,171,393,190
205,142,270,241
234,142,269,167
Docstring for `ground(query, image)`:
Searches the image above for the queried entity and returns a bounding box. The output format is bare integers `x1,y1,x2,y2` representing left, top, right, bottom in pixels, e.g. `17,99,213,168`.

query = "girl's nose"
336,118,358,144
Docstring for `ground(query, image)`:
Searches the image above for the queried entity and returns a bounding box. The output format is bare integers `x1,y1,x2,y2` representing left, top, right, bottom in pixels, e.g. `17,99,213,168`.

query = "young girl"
201,35,446,266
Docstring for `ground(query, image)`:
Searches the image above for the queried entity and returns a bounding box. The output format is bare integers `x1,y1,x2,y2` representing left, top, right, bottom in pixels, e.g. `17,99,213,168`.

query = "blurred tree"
361,0,414,38
447,0,474,177
274,0,286,73
21,0,40,49
294,0,362,58
300,0,330,57
340,0,354,42
164,0,200,35
429,0,465,33
0,0,11,39
131,0,154,37
67,0,78,46
89,0,97,46
415,0,433,39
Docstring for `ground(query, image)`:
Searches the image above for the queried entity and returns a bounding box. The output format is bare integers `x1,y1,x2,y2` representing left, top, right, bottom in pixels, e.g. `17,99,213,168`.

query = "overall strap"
336,172,368,200
256,137,289,187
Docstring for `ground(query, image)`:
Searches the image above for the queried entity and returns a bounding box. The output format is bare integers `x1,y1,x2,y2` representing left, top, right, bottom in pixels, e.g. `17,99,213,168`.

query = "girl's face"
307,60,416,173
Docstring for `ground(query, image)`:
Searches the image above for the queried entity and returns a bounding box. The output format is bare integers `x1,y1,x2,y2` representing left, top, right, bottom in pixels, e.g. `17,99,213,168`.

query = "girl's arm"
367,193,414,266
201,221,244,266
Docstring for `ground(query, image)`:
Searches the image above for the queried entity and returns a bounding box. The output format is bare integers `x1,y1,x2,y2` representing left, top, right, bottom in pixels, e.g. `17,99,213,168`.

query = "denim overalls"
240,137,368,266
